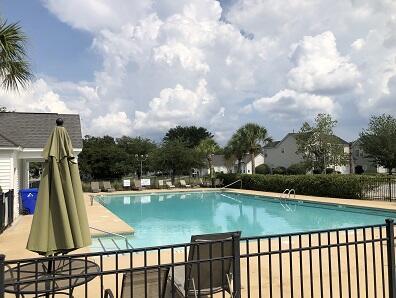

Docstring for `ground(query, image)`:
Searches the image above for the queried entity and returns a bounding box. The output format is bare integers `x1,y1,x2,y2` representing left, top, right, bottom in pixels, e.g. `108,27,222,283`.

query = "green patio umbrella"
26,118,91,256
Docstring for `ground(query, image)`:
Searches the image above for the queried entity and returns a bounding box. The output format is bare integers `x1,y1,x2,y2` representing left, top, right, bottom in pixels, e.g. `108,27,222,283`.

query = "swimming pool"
93,191,396,249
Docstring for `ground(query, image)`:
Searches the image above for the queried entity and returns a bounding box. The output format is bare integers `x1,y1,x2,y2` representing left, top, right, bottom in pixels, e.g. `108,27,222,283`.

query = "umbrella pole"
46,258,53,298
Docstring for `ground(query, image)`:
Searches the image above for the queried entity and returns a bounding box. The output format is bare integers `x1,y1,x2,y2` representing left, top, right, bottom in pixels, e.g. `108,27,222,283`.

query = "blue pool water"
93,191,396,249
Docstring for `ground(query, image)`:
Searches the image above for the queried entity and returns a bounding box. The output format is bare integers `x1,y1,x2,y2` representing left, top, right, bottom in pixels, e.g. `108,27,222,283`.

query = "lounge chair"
166,181,175,189
199,178,210,187
91,181,100,193
180,180,191,188
103,181,115,192
170,231,241,297
214,179,223,188
158,180,165,189
104,267,170,298
132,179,142,191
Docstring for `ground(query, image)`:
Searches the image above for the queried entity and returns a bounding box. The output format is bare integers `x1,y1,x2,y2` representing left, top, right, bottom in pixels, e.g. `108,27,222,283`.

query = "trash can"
20,188,39,215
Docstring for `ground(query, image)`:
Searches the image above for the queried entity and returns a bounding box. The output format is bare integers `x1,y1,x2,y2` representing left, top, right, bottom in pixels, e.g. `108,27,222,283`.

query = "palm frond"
0,19,32,91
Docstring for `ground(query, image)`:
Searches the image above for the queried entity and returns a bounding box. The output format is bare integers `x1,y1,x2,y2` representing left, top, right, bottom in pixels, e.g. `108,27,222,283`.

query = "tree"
116,136,157,176
359,114,396,175
296,113,348,173
163,126,214,148
0,19,32,91
78,136,129,180
197,138,220,186
236,123,272,174
152,139,203,181
224,131,246,173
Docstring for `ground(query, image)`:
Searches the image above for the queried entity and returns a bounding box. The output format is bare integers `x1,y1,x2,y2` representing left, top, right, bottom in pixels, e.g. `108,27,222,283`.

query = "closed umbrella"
27,118,91,255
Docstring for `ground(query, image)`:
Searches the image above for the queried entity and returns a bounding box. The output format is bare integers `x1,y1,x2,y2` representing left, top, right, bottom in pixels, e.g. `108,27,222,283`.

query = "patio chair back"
185,231,241,296
158,180,164,188
91,181,100,192
105,267,169,298
180,180,186,186
103,181,113,190
133,179,141,189
166,181,174,188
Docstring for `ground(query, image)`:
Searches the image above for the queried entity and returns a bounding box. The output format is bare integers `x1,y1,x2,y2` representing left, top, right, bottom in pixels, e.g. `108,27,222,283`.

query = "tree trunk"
208,158,215,187
251,152,255,174
237,159,242,173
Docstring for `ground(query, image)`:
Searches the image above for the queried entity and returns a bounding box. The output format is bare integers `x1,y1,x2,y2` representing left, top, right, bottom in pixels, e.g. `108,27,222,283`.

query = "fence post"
386,219,396,298
0,254,4,298
232,232,241,298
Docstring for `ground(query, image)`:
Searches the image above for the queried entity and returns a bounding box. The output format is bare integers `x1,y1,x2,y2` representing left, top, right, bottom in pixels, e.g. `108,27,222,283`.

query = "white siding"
0,152,12,192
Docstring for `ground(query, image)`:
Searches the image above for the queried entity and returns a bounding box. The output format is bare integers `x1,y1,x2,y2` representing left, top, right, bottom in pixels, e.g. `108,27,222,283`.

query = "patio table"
4,258,100,297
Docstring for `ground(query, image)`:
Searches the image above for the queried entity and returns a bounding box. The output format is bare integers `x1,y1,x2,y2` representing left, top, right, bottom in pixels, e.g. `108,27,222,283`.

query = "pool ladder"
279,189,296,211
90,226,134,253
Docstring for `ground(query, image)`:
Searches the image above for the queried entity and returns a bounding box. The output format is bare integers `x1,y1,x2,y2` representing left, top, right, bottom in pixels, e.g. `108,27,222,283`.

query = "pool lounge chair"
199,178,210,187
170,231,241,297
180,180,191,188
91,181,100,193
103,181,115,192
132,179,142,191
104,267,170,298
158,180,165,189
214,179,224,188
166,181,175,189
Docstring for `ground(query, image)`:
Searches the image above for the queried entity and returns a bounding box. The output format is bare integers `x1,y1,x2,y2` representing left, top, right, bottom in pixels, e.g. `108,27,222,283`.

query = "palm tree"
197,138,220,187
237,123,272,174
225,131,245,173
0,19,32,91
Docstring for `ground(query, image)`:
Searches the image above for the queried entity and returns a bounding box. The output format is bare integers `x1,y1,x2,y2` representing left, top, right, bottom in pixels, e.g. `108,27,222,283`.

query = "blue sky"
0,0,395,144
1,0,99,81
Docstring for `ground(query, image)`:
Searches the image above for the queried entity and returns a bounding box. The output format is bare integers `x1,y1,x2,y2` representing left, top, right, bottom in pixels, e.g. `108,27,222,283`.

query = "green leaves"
296,113,348,173
163,125,214,148
0,19,32,91
359,114,396,174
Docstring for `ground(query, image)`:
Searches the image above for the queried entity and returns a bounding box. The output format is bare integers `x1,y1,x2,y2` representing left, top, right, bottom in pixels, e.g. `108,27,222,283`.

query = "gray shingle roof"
0,112,82,149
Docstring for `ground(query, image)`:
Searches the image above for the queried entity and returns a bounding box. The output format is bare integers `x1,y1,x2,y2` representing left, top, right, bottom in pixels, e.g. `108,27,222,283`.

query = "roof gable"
0,112,83,149
264,132,349,149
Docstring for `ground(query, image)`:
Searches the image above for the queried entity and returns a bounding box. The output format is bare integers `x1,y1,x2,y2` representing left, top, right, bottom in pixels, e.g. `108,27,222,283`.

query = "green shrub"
256,164,271,175
287,163,309,175
217,173,379,199
273,166,287,175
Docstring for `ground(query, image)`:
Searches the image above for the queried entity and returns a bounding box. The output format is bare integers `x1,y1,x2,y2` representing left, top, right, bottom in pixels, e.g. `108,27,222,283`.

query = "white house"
238,153,265,174
263,133,351,174
200,153,265,175
200,155,233,176
0,112,83,220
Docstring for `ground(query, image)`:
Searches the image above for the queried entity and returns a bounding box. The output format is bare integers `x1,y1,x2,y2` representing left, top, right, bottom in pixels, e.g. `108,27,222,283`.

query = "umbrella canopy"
27,119,91,256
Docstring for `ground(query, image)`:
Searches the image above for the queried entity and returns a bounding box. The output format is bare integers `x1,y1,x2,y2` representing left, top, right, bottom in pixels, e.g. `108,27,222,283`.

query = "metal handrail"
89,226,134,249
221,179,242,189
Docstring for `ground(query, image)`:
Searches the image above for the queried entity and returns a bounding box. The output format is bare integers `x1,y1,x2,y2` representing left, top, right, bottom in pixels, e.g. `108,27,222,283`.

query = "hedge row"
217,173,381,199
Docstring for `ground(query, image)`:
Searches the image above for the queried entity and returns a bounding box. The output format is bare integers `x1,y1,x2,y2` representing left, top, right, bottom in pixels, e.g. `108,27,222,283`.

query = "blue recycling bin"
20,188,39,214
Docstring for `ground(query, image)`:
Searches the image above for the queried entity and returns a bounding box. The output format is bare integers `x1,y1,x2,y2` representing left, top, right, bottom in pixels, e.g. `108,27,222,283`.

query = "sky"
0,0,395,144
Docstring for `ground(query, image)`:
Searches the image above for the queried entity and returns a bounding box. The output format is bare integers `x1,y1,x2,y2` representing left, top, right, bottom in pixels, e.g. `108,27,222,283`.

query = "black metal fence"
361,176,396,201
1,220,396,297
0,190,14,234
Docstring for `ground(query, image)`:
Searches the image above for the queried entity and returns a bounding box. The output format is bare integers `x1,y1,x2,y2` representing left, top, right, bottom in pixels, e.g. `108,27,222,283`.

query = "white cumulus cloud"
287,31,360,94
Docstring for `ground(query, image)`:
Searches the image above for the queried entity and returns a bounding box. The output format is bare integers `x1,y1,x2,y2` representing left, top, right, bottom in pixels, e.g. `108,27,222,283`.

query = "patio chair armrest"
104,288,115,298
